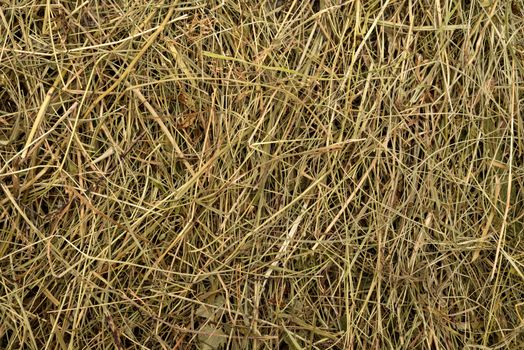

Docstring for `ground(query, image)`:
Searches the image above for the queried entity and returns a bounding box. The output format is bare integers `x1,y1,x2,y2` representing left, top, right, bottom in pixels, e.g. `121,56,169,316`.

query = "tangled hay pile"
1,1,523,349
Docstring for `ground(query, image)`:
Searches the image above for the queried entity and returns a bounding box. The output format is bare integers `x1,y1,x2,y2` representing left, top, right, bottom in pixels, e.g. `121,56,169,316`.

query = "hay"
1,0,523,349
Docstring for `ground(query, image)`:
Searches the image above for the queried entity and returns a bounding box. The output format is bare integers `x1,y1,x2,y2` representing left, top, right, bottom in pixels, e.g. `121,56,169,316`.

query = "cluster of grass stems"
1,0,523,349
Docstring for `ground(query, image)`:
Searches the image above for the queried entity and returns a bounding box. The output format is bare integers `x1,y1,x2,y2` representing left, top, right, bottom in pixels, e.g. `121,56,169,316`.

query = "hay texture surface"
1,1,524,349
